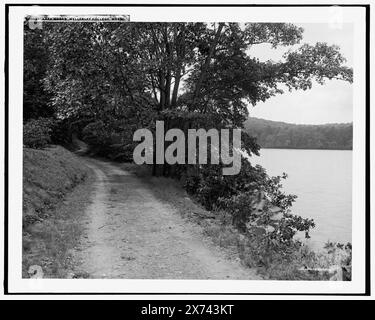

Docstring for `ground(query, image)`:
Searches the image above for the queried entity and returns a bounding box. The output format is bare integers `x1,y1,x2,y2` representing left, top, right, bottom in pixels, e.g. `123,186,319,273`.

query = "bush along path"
70,157,261,280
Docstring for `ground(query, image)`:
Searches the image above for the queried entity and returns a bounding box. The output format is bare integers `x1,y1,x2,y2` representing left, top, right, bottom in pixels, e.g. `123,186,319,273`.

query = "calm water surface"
251,149,352,250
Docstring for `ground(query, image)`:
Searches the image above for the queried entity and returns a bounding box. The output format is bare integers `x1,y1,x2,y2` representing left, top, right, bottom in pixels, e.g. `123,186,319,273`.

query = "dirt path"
72,158,260,279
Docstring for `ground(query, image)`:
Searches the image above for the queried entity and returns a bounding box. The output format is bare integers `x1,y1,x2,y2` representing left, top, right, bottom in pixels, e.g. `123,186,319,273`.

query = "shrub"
23,117,54,149
182,154,319,276
183,160,267,210
81,120,137,161
49,119,73,145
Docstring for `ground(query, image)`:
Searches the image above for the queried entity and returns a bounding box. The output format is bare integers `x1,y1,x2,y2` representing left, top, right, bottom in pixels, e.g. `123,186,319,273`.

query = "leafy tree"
43,22,156,158
24,26,54,120
41,22,352,149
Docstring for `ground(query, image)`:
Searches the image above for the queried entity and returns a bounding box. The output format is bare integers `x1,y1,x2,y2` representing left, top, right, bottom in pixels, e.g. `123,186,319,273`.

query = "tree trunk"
159,71,166,110
171,71,181,107
165,71,171,107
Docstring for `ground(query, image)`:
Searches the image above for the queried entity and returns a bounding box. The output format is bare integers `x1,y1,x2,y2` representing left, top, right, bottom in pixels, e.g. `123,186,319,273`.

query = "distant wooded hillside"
244,118,353,150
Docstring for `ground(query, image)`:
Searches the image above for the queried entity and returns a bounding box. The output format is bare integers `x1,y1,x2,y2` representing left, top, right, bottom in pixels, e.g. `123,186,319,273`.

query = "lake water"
250,148,352,250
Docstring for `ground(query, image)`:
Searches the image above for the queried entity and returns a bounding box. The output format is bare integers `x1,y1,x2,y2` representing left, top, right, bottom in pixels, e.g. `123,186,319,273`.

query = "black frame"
3,3,371,296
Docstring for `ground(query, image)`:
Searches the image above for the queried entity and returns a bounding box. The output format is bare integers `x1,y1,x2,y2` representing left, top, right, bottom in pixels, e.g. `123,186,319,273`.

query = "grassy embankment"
23,146,94,278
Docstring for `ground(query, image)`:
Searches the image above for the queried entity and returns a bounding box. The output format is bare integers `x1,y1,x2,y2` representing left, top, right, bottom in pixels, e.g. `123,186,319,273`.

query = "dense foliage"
24,22,352,157
245,117,353,150
24,27,54,121
23,117,54,149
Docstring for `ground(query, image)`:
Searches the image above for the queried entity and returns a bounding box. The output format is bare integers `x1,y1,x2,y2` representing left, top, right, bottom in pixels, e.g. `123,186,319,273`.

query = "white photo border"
4,3,370,295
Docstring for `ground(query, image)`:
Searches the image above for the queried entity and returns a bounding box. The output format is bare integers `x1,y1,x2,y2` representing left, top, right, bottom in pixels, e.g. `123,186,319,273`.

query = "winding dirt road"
72,158,260,279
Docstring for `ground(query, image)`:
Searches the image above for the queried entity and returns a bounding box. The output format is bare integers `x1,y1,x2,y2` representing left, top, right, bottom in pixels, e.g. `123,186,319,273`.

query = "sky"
248,23,353,125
